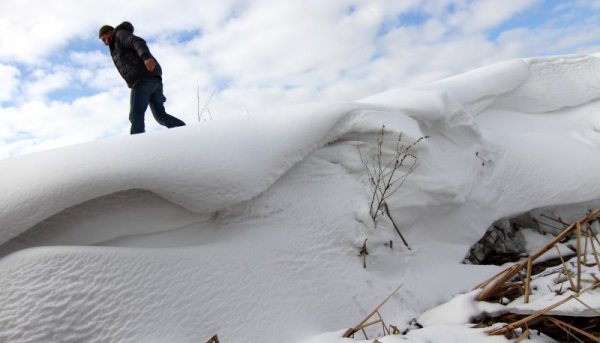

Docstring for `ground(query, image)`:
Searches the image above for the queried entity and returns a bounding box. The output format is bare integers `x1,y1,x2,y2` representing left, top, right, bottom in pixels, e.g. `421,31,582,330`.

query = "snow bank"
1,53,599,342
2,54,600,247
0,102,372,245
492,55,600,113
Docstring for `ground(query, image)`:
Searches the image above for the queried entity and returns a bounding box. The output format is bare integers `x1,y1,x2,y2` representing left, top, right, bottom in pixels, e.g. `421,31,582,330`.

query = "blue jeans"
129,78,186,134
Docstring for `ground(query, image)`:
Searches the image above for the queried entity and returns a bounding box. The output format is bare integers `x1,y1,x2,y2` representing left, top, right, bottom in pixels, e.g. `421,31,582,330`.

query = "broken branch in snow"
359,239,368,269
342,284,403,339
540,213,570,227
556,245,577,291
533,218,564,232
588,226,600,273
383,202,410,249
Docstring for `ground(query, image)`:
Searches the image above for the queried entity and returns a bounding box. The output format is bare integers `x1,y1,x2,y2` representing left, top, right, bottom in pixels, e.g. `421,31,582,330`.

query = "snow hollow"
1,53,599,342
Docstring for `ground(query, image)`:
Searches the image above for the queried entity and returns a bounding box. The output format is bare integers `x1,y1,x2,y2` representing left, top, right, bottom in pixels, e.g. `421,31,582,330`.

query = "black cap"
98,25,114,38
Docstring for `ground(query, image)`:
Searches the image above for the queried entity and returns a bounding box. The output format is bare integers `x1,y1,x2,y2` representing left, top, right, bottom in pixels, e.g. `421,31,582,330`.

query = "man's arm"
115,30,156,70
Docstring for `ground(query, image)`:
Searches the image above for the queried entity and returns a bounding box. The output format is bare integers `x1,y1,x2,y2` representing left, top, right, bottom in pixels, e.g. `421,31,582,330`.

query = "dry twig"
486,282,598,336
556,246,577,291
383,202,410,249
206,334,219,343
548,317,599,342
342,285,403,338
360,239,368,269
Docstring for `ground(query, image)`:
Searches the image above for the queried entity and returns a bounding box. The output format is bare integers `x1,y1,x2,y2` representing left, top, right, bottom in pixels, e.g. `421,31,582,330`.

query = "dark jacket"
109,22,162,87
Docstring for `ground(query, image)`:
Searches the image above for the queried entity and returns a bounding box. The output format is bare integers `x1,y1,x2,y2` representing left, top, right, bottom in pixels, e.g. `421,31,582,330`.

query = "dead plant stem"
524,257,532,304
588,227,600,273
342,284,403,338
547,317,597,343
577,222,582,291
556,246,576,291
383,202,410,249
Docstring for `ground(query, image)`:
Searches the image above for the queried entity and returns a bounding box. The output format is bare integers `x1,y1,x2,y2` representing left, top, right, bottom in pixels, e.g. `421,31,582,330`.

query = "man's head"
98,25,114,45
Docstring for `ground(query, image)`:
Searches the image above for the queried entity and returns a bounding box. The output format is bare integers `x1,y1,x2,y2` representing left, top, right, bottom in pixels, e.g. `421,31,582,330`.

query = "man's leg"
148,82,186,129
129,81,153,134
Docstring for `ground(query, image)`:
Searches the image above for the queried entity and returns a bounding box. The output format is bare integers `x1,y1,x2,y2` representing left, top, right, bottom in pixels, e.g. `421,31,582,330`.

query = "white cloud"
0,3,76,63
1,0,600,159
197,2,369,83
0,91,130,159
68,51,124,89
448,0,539,32
23,68,73,101
0,64,20,102
0,0,242,63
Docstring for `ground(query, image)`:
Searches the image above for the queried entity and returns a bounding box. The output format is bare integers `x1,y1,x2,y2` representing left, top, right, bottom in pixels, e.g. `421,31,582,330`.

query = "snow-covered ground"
1,53,599,343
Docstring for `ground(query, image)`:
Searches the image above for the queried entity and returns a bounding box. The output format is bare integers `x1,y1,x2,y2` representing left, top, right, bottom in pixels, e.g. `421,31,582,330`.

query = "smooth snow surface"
1,53,599,342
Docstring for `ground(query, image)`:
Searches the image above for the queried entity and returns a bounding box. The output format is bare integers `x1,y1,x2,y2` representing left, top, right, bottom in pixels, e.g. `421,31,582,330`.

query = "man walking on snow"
99,22,185,134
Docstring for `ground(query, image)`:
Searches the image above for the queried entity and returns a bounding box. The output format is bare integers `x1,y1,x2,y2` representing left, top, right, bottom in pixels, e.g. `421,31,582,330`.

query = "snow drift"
0,53,599,342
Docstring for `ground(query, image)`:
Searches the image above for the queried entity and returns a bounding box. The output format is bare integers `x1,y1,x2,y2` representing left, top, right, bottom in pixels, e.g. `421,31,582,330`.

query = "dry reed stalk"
556,246,576,291
342,284,403,338
476,264,525,301
524,257,532,304
547,317,600,342
514,329,530,343
477,209,600,301
584,224,591,265
376,311,390,335
594,234,600,251
577,222,582,291
486,295,574,336
588,227,600,273
571,296,600,316
487,282,599,336
359,318,383,330
473,267,512,290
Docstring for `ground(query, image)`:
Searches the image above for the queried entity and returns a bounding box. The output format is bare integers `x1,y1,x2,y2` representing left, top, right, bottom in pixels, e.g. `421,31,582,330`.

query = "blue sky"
1,0,600,159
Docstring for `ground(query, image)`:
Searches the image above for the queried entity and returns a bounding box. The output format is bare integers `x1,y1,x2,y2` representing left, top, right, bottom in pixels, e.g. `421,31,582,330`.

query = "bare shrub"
359,125,427,248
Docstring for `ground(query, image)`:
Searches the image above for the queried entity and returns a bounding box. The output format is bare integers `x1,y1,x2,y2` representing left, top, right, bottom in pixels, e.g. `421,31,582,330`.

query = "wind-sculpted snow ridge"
2,54,600,248
0,102,384,246
1,53,600,343
0,56,600,249
360,54,600,219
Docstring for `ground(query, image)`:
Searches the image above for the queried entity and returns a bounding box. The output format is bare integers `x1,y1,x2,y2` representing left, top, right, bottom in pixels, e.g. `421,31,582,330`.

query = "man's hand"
144,58,156,72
